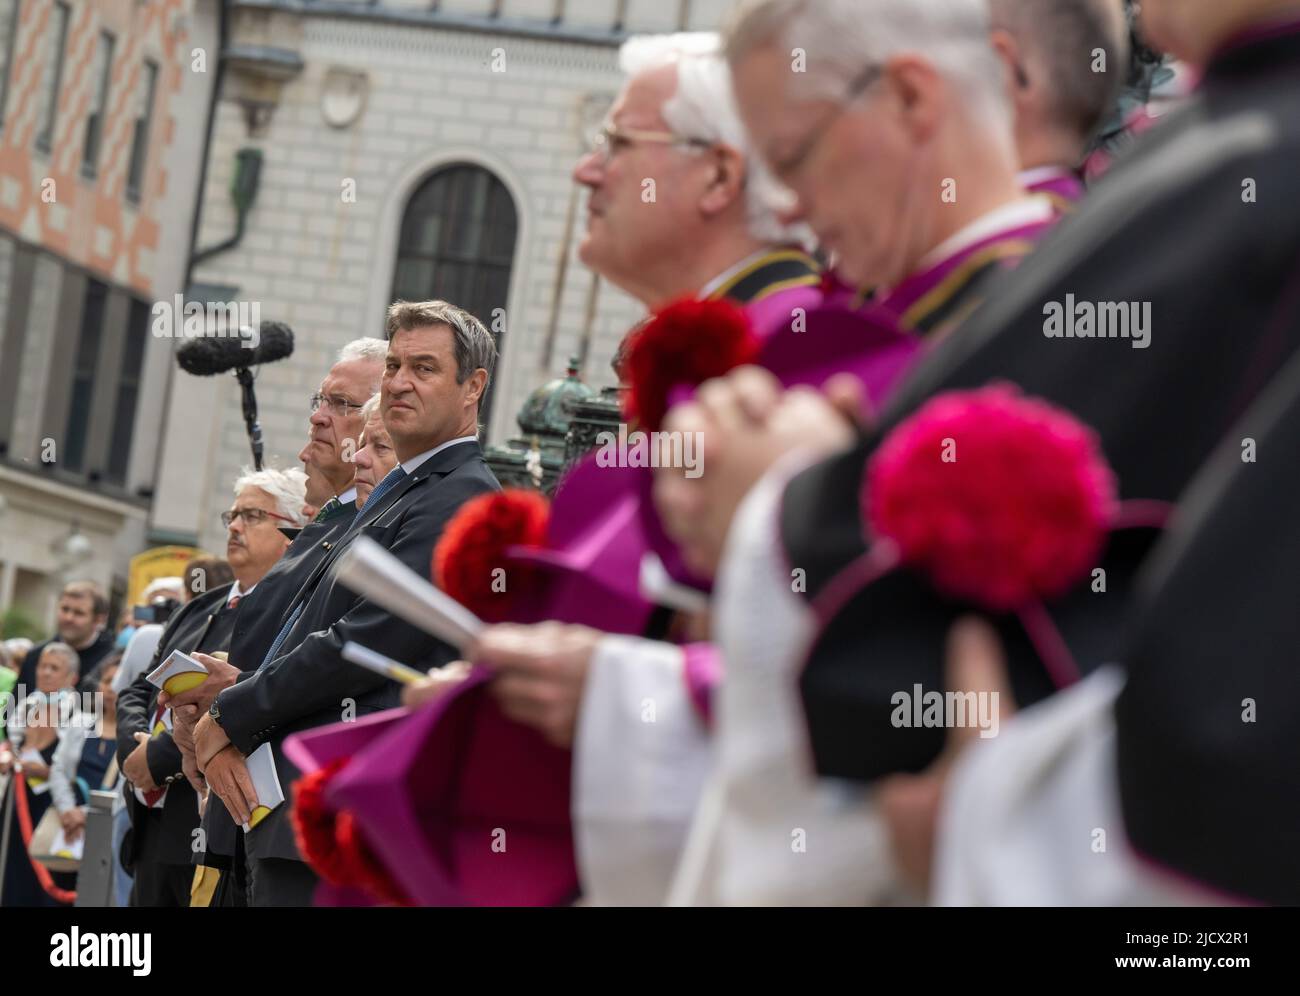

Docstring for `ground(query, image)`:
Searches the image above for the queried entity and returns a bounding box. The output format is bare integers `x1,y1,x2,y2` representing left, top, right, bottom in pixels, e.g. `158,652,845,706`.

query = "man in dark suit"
22,581,115,697
169,339,387,906
176,300,500,906
115,468,307,905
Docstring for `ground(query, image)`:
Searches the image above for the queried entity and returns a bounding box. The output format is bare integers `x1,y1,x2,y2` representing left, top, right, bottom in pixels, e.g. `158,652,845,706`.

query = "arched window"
391,164,518,428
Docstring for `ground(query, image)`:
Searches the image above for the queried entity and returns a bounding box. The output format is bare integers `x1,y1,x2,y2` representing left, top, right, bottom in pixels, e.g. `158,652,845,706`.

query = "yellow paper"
163,671,207,697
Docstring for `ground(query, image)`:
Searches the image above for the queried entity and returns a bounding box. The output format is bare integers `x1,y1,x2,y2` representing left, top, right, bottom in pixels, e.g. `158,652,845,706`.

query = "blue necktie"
258,467,408,671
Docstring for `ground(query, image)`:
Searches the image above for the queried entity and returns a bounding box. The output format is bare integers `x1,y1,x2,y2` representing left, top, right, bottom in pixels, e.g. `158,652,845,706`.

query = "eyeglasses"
220,507,297,528
768,64,883,183
587,123,712,166
310,394,366,417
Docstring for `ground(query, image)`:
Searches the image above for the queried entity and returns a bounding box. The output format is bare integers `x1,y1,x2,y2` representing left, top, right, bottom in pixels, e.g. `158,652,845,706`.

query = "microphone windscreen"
250,321,294,365
175,320,295,375
176,335,240,376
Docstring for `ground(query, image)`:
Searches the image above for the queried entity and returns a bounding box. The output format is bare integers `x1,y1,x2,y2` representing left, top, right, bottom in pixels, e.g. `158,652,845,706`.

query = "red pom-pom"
291,757,352,887
434,490,550,622
335,810,412,907
624,298,759,432
865,385,1117,611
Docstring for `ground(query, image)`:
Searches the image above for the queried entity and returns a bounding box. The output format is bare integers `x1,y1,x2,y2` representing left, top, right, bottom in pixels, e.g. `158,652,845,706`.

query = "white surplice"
572,634,713,905
668,454,905,906
933,666,1220,906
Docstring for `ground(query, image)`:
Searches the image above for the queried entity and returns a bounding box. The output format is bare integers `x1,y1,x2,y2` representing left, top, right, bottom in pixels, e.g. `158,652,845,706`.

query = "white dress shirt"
401,435,479,476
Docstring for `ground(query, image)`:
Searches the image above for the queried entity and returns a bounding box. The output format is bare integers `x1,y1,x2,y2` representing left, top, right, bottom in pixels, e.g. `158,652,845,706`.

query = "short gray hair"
233,466,310,527
337,337,388,365
41,642,81,681
359,392,382,422
989,0,1129,142
384,300,497,409
620,32,813,249
725,0,1011,129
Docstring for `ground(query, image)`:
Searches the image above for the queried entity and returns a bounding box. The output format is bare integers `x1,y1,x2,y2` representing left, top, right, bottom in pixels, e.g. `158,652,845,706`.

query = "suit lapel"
353,440,483,530
287,442,484,611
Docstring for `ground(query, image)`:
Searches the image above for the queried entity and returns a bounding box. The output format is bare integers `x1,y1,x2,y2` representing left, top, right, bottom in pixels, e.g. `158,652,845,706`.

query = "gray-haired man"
298,337,388,523
175,300,500,906
116,466,307,906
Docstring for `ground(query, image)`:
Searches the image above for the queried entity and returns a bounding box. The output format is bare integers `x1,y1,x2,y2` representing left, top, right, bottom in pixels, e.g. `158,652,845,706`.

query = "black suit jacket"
216,442,499,861
196,502,358,863
115,584,239,866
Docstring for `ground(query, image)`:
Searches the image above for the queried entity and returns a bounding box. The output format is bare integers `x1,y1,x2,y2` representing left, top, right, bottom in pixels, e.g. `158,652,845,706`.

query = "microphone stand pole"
235,366,264,471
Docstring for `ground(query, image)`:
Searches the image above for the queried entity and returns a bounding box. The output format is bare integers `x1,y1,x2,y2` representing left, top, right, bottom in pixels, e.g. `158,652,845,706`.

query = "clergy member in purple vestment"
653,0,1078,905
405,31,821,907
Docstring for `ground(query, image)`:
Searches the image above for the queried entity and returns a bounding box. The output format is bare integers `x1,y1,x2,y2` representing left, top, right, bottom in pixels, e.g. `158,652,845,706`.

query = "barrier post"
74,790,118,907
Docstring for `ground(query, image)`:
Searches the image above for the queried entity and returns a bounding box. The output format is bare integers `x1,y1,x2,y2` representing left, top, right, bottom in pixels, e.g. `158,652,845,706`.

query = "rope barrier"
9,770,77,904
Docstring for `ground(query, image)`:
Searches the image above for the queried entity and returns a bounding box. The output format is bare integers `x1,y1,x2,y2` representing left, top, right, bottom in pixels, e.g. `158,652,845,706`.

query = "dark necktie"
258,467,408,671
314,497,344,522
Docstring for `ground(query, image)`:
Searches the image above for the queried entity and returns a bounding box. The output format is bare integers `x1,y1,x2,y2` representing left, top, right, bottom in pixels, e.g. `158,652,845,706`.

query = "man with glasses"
632,0,1074,905
656,0,1300,906
172,301,498,906
298,338,389,523
115,467,306,906
573,32,821,316
172,338,384,906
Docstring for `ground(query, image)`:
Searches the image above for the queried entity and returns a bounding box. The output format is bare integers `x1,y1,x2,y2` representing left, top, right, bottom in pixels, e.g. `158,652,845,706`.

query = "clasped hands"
159,652,260,825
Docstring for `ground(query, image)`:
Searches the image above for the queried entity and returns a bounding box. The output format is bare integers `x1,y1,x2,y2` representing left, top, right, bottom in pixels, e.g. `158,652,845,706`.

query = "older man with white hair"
179,338,385,905
662,0,1300,907
351,394,400,510
573,31,820,312
717,0,1058,316
643,0,1077,906
297,337,389,523
115,466,307,906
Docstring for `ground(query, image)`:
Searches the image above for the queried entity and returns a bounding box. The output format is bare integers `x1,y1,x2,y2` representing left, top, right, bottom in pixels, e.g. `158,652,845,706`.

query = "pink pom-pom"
864,385,1117,612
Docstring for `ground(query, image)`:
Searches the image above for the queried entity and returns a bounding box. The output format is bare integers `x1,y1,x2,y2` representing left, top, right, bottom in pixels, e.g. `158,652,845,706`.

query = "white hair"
725,0,1012,129
233,466,310,527
620,32,814,249
337,338,388,365
359,392,382,422
141,577,184,602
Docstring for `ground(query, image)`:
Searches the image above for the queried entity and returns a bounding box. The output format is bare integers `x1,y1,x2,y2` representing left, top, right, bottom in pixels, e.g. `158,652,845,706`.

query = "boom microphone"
175,320,294,471
176,321,295,376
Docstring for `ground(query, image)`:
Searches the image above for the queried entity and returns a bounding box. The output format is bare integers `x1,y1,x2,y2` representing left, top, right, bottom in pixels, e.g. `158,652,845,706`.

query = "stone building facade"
160,0,736,557
0,0,217,627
